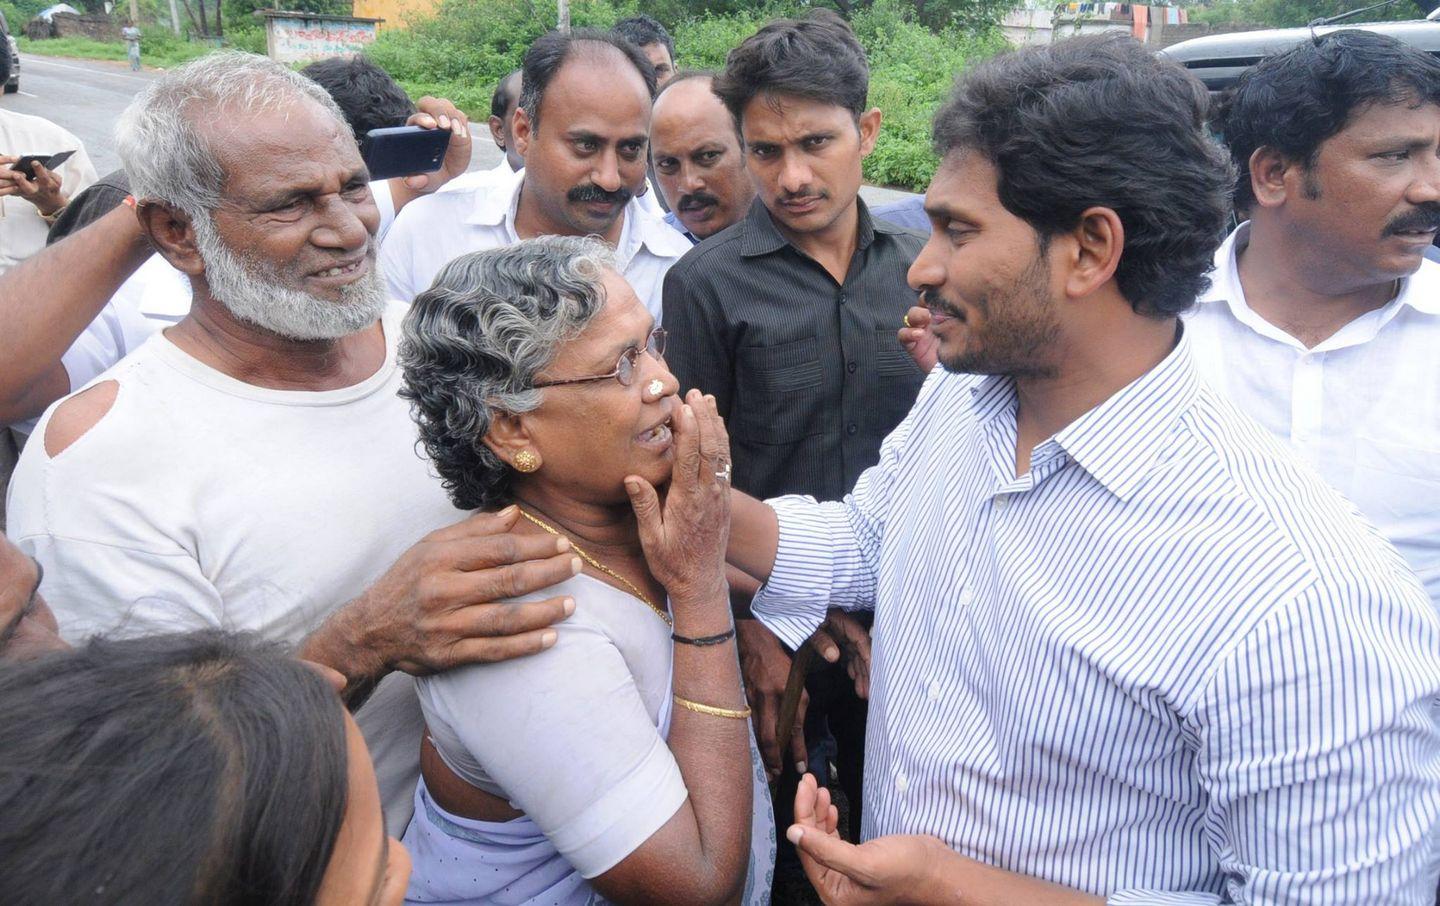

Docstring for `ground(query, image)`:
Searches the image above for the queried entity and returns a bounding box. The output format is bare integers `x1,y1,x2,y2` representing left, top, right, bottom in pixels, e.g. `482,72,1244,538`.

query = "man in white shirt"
5,52,579,832
1186,30,1440,608
0,109,98,274
381,29,691,315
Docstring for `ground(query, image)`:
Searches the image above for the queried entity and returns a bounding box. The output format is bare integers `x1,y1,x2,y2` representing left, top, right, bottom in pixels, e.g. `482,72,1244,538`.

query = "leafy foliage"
370,0,1004,189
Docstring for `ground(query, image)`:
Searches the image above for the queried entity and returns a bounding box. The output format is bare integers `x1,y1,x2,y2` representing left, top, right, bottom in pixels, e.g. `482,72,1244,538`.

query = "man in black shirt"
662,9,927,895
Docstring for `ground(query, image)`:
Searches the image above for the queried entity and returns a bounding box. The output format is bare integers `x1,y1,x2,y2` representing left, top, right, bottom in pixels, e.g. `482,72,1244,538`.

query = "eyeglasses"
534,327,667,389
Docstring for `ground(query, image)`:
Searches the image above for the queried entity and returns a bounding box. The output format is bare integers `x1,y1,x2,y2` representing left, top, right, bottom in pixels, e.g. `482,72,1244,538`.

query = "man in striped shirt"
724,35,1440,903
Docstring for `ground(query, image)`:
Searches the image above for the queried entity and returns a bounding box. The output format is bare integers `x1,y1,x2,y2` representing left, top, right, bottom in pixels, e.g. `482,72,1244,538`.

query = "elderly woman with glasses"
396,236,773,906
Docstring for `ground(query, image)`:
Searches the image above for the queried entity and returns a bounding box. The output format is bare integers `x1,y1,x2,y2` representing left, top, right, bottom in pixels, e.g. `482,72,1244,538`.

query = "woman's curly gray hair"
399,236,616,511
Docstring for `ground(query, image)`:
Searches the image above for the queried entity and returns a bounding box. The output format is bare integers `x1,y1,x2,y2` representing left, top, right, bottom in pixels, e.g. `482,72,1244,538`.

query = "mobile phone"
361,126,451,181
13,150,77,180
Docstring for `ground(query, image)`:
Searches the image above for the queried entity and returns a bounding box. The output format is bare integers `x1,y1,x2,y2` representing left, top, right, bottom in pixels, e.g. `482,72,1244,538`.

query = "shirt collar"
1202,220,1440,325
1052,327,1199,501
739,196,881,259
968,327,1200,502
463,168,692,263
663,210,698,245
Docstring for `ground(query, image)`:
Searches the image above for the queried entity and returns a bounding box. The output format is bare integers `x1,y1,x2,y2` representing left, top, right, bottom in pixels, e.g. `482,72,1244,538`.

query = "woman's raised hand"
624,389,732,603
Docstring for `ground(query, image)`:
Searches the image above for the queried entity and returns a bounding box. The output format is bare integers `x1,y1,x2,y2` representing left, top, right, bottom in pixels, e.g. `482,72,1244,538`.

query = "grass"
16,24,262,69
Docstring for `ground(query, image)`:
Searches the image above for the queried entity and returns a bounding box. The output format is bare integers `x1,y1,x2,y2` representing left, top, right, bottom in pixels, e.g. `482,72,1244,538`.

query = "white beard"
194,216,386,341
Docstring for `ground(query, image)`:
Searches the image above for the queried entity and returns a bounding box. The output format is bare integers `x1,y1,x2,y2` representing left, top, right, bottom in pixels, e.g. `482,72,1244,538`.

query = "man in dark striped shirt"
662,9,927,889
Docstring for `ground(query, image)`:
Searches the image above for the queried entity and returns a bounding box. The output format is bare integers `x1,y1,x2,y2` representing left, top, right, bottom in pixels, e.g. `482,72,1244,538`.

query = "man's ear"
857,107,883,158
135,202,205,277
488,115,507,152
512,107,533,159
1059,206,1124,301
481,409,539,471
1249,145,1295,208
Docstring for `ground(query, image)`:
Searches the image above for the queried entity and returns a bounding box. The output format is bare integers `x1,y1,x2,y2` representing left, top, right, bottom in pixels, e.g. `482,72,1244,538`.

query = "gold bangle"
673,694,751,720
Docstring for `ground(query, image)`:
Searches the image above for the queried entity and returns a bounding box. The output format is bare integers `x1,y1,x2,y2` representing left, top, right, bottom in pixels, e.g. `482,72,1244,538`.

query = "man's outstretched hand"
301,506,581,706
788,773,949,905
789,775,1105,906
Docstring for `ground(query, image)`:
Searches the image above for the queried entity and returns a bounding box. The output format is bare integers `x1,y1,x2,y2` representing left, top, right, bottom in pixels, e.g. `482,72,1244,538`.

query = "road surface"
4,52,912,204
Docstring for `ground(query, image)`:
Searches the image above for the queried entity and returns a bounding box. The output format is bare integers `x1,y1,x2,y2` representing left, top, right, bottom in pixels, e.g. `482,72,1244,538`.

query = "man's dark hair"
613,14,674,61
1217,30,1440,210
490,68,522,120
655,68,717,102
713,9,868,126
301,55,415,140
0,630,350,904
519,29,656,132
934,34,1232,318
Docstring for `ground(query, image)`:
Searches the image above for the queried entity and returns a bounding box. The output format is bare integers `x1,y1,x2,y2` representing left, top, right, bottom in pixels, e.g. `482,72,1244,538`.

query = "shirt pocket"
875,327,922,378
1351,437,1440,526
735,337,824,444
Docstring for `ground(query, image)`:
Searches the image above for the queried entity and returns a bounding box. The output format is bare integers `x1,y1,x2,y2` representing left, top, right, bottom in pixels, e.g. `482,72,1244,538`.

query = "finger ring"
903,314,911,328
715,461,732,483
646,378,664,399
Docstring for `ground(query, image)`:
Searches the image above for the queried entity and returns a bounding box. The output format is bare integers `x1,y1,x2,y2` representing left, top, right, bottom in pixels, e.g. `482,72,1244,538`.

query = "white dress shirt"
378,167,692,318
1,109,99,274
752,334,1440,903
1186,223,1440,607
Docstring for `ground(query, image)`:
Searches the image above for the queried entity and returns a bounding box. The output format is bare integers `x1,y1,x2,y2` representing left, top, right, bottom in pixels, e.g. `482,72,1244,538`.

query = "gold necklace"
517,509,672,626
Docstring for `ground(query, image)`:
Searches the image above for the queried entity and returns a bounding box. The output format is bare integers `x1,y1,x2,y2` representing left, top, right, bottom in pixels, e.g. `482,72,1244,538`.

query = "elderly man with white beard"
4,53,581,832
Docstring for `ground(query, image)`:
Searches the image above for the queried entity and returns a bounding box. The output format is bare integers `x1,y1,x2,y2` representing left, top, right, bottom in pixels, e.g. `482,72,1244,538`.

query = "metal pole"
557,0,569,32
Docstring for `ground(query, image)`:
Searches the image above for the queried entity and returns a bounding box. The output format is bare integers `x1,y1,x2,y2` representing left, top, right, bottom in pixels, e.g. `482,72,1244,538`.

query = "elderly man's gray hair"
399,236,618,511
115,51,351,223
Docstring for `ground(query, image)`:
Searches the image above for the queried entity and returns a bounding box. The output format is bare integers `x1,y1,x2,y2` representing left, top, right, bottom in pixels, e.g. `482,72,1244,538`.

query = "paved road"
4,52,912,204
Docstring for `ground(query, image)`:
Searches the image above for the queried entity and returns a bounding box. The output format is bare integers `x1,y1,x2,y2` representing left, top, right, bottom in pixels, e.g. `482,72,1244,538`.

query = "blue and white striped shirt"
752,334,1440,903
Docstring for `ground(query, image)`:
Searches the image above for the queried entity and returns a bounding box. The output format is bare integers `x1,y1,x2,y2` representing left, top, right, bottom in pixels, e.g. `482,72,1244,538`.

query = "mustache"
568,183,633,206
1383,204,1440,236
678,190,720,211
780,189,827,204
921,289,963,319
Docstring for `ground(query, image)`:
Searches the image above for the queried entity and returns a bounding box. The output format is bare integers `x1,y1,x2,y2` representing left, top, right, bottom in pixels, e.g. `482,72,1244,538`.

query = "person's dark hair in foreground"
301,54,416,141
1217,29,1440,211
0,631,354,904
712,9,869,126
932,33,1231,317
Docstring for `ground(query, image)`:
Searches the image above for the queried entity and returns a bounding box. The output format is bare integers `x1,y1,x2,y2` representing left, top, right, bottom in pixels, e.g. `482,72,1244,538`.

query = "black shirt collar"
739,195,890,259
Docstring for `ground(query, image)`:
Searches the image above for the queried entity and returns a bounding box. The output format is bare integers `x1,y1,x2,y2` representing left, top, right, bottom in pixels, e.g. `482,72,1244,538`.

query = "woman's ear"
481,410,540,471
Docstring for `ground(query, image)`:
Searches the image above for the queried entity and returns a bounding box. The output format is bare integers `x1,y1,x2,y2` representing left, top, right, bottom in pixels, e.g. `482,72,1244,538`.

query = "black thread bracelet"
671,626,737,647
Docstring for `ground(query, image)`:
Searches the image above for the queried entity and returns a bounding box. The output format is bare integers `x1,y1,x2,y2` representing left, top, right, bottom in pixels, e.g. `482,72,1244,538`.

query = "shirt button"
847,361,858,374
846,423,858,436
959,588,974,607
928,681,941,701
838,292,848,305
895,771,909,793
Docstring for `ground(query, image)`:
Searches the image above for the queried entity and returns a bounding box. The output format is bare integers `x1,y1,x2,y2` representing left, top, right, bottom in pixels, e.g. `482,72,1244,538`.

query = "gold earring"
513,450,540,473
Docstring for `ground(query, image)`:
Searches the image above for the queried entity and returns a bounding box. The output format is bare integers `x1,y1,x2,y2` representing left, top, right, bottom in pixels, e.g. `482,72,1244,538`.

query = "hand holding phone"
13,151,77,181
0,151,74,215
361,126,451,181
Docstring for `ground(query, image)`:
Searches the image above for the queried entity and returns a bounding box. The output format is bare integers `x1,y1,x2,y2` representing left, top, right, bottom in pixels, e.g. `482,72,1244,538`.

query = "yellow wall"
353,0,441,30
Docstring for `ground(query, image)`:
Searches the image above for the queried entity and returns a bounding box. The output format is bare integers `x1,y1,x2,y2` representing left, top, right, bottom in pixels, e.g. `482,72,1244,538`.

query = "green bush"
369,0,1002,190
